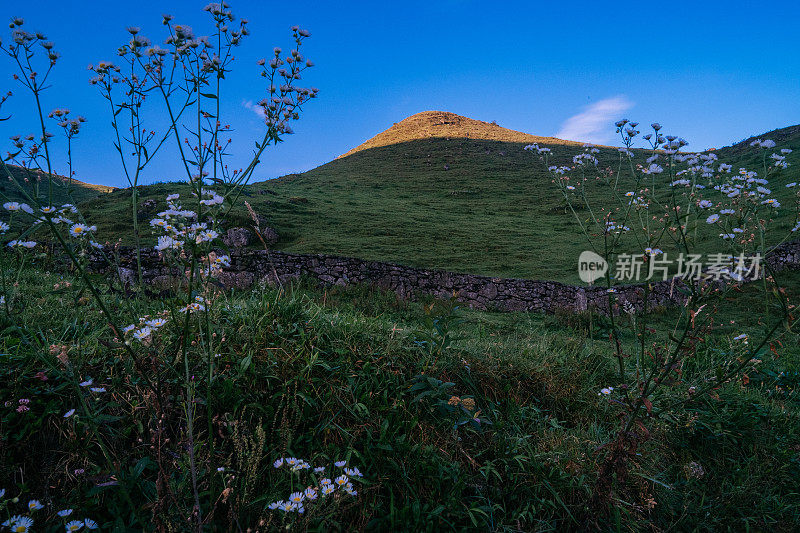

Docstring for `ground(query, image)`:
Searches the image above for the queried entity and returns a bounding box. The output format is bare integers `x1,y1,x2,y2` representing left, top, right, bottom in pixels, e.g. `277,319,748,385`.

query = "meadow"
1,5,800,532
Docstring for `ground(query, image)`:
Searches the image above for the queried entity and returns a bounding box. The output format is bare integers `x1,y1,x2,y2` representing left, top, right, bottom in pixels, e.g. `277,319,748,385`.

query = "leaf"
200,92,218,99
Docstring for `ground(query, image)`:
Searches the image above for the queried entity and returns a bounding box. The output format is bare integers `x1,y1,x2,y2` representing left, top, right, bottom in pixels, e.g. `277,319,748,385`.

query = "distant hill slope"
338,110,587,159
1,163,115,205
76,114,800,282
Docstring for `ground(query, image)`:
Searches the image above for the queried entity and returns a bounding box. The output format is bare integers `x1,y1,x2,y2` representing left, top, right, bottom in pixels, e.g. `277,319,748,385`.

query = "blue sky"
1,0,799,188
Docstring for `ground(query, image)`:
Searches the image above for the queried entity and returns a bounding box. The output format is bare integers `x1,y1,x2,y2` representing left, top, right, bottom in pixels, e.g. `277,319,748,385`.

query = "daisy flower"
28,499,44,511
133,327,153,341
4,516,33,532
334,475,349,487
344,467,362,477
288,492,304,504
706,214,719,224
90,387,106,393
57,509,73,517
65,520,84,532
84,519,98,530
334,460,346,468
64,409,76,418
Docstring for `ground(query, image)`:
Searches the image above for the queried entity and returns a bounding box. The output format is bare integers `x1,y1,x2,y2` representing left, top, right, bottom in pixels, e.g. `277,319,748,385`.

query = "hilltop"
338,110,587,158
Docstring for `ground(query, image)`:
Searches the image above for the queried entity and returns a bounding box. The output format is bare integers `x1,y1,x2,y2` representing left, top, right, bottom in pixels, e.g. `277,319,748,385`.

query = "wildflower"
0,221,8,233
145,318,167,328
154,235,182,251
599,387,614,396
28,500,44,511
65,520,84,532
319,478,332,486
7,240,37,249
64,409,76,418
133,327,152,341
90,387,106,393
321,484,335,496
79,379,93,387
268,501,282,510
344,483,357,496
734,333,748,341
345,467,362,477
313,466,325,473
720,209,735,215
4,516,34,532
196,229,219,243
720,233,735,240
645,164,664,174
166,193,180,201
285,457,299,467
0,488,4,498
57,509,73,517
761,198,780,207
787,182,797,188
288,492,305,504
625,191,634,197
697,200,713,209
334,475,349,487
217,467,225,472
334,460,346,468
279,501,296,512
69,223,96,237
304,487,318,500
706,214,720,224
83,519,98,530
41,206,57,214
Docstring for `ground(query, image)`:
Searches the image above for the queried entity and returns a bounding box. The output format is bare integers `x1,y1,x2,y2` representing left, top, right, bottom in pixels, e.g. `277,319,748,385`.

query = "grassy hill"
0,162,115,205
77,113,800,283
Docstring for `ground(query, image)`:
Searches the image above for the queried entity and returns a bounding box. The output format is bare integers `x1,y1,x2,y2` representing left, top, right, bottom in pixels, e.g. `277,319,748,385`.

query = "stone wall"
93,239,800,314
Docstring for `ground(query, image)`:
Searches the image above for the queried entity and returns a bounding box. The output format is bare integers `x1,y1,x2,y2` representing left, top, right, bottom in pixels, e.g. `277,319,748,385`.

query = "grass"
1,251,799,530
0,163,116,206
74,122,800,283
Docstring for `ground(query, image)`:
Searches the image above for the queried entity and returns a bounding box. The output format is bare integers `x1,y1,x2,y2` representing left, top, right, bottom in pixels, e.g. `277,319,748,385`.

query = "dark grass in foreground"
1,261,799,530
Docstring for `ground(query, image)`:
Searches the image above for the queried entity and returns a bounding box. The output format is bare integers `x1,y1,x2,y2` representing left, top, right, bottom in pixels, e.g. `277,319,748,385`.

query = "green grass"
75,128,800,283
0,162,115,206
1,254,799,530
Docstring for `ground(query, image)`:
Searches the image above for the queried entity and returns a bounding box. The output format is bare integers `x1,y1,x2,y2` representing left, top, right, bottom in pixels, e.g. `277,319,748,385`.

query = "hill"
77,113,800,283
0,163,115,205
338,110,587,158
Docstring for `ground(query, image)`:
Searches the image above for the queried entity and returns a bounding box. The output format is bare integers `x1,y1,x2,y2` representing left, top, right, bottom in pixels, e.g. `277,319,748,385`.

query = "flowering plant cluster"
267,456,364,517
527,118,799,504
0,6,322,530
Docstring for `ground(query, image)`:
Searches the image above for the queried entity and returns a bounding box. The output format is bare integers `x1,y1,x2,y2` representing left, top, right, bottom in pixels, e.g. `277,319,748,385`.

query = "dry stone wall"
94,240,800,315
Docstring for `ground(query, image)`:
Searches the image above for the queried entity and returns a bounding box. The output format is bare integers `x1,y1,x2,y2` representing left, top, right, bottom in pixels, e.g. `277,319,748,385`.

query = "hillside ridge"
337,110,587,159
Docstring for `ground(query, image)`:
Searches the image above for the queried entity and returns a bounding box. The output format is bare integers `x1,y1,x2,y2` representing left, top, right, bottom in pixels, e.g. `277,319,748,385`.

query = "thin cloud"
555,96,633,144
242,99,265,119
